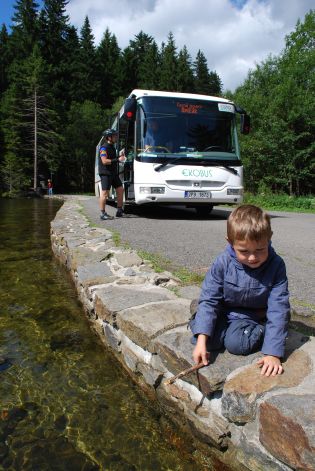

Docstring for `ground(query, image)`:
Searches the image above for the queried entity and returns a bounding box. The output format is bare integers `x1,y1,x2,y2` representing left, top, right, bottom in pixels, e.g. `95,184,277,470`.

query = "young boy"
190,204,290,377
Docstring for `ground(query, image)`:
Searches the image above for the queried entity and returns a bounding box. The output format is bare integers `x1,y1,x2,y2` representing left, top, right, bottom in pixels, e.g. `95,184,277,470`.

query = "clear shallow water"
0,199,200,471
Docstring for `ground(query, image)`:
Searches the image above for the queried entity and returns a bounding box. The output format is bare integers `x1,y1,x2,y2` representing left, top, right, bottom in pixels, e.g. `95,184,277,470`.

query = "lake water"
0,198,201,471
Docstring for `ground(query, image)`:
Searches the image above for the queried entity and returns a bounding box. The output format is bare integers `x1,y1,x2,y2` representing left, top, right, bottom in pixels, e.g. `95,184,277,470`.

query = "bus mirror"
123,97,137,122
240,114,250,134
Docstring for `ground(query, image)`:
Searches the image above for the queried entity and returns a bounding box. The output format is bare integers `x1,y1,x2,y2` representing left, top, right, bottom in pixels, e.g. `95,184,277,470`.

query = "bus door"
118,115,135,201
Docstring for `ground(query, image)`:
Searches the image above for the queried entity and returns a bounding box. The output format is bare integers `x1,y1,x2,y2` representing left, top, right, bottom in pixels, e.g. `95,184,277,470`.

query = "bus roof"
128,89,233,104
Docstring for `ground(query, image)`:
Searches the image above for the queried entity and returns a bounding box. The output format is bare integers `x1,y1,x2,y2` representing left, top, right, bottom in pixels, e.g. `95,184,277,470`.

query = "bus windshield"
136,96,240,164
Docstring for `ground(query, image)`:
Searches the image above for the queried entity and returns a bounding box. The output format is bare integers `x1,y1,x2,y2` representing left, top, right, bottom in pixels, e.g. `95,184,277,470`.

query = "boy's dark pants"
190,310,265,355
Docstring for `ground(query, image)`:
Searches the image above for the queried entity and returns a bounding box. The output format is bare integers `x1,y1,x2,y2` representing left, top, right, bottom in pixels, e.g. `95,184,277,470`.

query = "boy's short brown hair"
227,204,272,243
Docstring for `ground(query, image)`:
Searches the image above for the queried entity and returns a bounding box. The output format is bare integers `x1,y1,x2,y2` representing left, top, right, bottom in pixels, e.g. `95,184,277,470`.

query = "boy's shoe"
116,208,124,217
100,212,109,220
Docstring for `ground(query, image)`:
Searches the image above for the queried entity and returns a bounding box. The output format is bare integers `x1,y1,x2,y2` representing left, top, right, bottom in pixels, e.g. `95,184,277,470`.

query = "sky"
0,0,313,91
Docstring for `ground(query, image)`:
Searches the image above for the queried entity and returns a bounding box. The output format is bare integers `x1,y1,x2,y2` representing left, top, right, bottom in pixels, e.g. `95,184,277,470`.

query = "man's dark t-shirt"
98,143,118,176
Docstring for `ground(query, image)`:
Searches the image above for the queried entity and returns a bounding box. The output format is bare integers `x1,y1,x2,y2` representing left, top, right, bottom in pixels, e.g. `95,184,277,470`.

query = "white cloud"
66,0,313,91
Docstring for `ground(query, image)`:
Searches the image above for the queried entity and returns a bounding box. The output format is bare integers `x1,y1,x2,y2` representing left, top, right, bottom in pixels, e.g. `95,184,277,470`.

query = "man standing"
98,129,125,220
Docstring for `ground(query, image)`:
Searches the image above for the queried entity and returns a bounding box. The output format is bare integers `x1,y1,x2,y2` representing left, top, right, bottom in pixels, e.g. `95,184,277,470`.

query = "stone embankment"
51,197,315,471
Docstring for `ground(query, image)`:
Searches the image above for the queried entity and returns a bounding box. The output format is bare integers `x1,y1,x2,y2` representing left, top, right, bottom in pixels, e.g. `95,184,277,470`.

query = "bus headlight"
139,187,165,194
227,188,243,195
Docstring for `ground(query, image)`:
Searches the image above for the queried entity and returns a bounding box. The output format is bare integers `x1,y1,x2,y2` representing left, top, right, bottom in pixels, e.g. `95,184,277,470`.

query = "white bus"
95,89,250,215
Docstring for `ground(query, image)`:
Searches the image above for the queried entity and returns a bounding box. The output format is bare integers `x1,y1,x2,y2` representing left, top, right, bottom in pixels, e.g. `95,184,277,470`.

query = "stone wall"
51,198,315,471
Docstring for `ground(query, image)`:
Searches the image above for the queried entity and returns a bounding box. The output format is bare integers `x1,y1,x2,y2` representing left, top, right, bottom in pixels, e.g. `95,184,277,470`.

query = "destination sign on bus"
176,103,203,114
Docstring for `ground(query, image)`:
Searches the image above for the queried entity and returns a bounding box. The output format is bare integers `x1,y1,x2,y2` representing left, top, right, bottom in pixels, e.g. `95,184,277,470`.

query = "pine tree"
176,46,194,93
1,84,30,194
23,45,62,189
64,25,82,103
10,0,40,59
39,0,72,106
96,28,122,108
122,31,156,92
0,25,10,96
208,71,222,96
137,40,160,89
193,50,211,95
159,32,178,91
78,16,99,102
63,101,106,191
2,43,62,192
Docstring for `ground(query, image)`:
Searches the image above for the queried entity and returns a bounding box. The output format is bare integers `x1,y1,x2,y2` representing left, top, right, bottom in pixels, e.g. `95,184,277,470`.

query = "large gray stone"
65,237,86,249
259,394,315,471
115,252,143,267
154,327,261,395
177,285,201,300
71,247,113,270
76,262,113,286
103,322,121,352
94,285,175,325
233,425,293,471
160,379,230,450
221,331,312,423
116,299,191,351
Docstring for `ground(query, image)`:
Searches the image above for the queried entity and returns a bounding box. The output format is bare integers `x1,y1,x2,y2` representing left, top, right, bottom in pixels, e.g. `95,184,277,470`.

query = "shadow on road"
107,202,232,221
106,201,287,221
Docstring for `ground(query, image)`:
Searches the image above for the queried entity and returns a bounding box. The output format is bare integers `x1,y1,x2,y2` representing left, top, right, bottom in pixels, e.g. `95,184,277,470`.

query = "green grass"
136,249,172,273
136,249,204,285
172,267,204,285
244,193,315,213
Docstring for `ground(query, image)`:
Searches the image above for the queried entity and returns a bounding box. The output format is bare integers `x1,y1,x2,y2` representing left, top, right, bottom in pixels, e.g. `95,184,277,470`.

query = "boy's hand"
193,334,210,366
257,355,283,376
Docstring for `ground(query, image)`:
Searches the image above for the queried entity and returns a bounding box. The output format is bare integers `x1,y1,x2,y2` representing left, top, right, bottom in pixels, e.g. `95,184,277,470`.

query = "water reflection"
0,199,199,470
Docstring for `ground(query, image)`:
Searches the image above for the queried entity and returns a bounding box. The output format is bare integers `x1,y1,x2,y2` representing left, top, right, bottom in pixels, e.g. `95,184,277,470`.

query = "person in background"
98,129,126,220
47,179,53,196
189,204,290,377
144,119,159,148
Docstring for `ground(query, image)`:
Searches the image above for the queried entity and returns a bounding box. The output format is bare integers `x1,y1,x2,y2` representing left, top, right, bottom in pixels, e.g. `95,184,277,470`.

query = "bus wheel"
195,205,213,216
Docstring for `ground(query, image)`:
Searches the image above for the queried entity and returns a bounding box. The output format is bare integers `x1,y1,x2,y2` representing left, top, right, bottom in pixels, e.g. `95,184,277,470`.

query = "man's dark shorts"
100,175,122,191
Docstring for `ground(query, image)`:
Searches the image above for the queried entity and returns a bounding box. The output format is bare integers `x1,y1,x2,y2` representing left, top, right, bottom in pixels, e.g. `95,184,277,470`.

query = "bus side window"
125,120,135,161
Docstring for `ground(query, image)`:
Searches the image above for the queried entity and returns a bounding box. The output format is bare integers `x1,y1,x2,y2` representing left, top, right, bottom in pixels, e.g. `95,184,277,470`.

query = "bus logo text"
182,169,212,178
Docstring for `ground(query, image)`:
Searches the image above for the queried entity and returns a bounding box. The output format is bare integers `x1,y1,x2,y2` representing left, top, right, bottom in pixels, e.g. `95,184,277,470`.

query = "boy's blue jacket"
192,244,290,357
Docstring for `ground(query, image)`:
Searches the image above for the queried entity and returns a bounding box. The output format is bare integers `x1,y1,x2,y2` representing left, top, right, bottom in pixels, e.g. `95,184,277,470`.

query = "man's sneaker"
116,208,124,217
100,212,109,220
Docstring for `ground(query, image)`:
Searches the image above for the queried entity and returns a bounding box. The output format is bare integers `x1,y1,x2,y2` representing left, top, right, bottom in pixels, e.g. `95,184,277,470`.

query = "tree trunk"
289,177,293,196
33,88,38,191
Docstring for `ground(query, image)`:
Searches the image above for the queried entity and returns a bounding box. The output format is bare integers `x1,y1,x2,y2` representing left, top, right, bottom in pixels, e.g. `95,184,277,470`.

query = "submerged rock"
50,330,85,351
0,358,12,372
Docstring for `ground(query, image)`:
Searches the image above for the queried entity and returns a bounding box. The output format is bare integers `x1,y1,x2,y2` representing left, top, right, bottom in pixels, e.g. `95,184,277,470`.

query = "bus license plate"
184,191,211,198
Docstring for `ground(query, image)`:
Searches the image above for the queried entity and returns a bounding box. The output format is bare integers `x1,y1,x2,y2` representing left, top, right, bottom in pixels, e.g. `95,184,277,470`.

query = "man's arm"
100,148,112,165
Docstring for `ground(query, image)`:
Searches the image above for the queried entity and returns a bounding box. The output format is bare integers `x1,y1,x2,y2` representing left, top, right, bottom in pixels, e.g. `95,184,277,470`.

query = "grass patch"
77,205,97,227
172,267,204,285
111,230,121,246
137,249,171,273
290,298,315,311
137,249,204,285
244,193,315,213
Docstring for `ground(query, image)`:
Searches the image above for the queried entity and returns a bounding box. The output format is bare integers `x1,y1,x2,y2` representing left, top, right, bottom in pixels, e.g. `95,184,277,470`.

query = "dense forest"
0,0,314,196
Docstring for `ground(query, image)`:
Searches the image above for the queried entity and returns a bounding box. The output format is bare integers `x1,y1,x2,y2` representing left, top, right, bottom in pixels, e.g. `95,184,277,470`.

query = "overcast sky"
1,0,313,91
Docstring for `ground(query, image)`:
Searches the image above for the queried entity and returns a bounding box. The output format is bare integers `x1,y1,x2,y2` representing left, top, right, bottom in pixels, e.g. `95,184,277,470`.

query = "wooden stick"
164,361,206,385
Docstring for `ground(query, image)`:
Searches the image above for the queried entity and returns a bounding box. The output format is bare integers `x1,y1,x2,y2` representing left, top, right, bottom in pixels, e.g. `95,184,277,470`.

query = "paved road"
80,197,315,315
